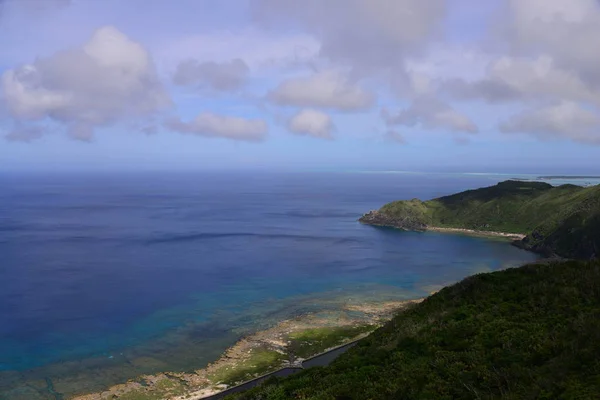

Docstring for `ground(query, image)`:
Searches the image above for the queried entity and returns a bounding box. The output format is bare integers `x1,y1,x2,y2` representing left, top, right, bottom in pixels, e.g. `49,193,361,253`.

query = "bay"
0,171,539,398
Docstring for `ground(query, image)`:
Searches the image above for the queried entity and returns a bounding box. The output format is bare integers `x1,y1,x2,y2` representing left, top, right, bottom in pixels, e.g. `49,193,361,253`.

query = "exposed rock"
72,300,419,400
359,210,427,231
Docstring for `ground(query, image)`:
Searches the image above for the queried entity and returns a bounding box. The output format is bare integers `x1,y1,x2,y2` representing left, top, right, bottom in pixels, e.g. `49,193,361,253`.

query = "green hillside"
360,180,600,259
228,259,600,400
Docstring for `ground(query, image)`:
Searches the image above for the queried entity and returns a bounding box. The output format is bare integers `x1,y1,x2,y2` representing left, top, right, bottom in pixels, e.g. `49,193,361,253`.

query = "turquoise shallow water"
0,172,539,398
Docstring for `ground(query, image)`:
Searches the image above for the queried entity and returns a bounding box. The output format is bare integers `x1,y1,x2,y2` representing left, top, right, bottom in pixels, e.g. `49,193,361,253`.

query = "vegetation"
227,259,600,399
288,325,376,359
69,325,382,400
208,349,287,386
364,180,600,259
117,378,186,400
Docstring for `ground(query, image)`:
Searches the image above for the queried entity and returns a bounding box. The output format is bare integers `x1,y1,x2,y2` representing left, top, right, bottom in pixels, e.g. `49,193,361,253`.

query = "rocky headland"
359,180,600,259
359,210,525,240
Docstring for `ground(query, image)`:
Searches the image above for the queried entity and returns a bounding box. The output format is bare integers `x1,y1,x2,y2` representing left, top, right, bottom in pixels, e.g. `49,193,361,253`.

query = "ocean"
0,171,540,398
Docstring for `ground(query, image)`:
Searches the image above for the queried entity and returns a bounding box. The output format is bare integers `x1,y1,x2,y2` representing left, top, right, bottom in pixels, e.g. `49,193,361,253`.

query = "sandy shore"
427,226,526,240
72,299,422,400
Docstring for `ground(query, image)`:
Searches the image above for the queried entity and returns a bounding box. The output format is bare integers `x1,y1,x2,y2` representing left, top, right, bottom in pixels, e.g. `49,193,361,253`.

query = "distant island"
510,176,600,186
359,180,600,259
537,175,600,179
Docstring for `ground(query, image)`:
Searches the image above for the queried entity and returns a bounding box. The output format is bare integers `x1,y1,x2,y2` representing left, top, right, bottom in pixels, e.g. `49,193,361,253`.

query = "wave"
0,218,29,232
0,225,24,232
1,235,128,245
266,211,359,219
45,204,141,212
1,231,363,246
0,218,109,234
146,232,362,245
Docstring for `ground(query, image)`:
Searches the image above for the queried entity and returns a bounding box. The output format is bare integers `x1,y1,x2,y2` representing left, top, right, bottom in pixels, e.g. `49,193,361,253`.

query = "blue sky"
1,0,599,173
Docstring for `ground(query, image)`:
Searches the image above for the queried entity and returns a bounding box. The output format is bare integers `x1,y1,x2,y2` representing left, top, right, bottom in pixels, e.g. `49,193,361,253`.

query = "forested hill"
359,180,600,259
228,259,600,399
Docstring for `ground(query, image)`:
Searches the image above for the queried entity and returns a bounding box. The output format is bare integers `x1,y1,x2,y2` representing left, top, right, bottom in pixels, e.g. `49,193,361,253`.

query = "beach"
426,226,526,240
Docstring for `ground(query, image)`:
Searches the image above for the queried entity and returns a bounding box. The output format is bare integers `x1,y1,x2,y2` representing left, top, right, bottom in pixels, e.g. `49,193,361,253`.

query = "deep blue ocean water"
0,172,540,397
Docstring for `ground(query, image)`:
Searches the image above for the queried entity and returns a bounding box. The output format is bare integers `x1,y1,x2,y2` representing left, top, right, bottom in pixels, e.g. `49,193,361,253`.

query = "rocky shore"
359,210,525,240
426,226,525,240
359,209,427,231
72,299,422,400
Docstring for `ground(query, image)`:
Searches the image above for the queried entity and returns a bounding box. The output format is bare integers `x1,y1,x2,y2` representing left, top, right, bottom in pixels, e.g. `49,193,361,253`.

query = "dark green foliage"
227,260,600,400
378,181,600,259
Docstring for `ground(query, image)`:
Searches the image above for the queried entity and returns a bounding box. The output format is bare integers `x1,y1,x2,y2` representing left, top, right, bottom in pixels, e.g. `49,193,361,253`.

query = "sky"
1,0,600,173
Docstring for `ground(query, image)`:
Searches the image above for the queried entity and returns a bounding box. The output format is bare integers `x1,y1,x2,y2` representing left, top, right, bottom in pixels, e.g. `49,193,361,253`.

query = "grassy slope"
379,181,600,258
228,260,600,400
287,325,376,359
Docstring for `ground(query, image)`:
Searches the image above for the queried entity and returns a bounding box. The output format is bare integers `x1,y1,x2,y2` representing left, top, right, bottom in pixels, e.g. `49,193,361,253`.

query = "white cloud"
0,0,70,19
165,112,268,142
4,0,599,150
156,29,319,75
442,78,521,103
173,58,249,91
443,56,600,106
269,71,373,111
287,109,334,139
253,0,445,72
431,0,600,144
505,0,600,86
1,26,170,141
489,56,598,104
500,101,600,143
405,45,492,83
4,125,44,142
454,136,470,145
383,130,406,144
383,96,478,134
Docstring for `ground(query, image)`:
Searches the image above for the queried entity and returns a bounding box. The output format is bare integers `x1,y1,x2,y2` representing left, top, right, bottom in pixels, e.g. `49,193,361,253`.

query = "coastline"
6,208,538,400
426,226,526,240
359,210,526,241
72,299,422,400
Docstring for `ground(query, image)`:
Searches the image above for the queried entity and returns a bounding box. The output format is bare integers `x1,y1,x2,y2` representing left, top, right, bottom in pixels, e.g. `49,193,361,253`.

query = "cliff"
359,180,600,260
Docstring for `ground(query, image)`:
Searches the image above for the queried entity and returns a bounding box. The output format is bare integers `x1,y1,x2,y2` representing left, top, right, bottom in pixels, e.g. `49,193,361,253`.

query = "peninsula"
360,180,600,259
